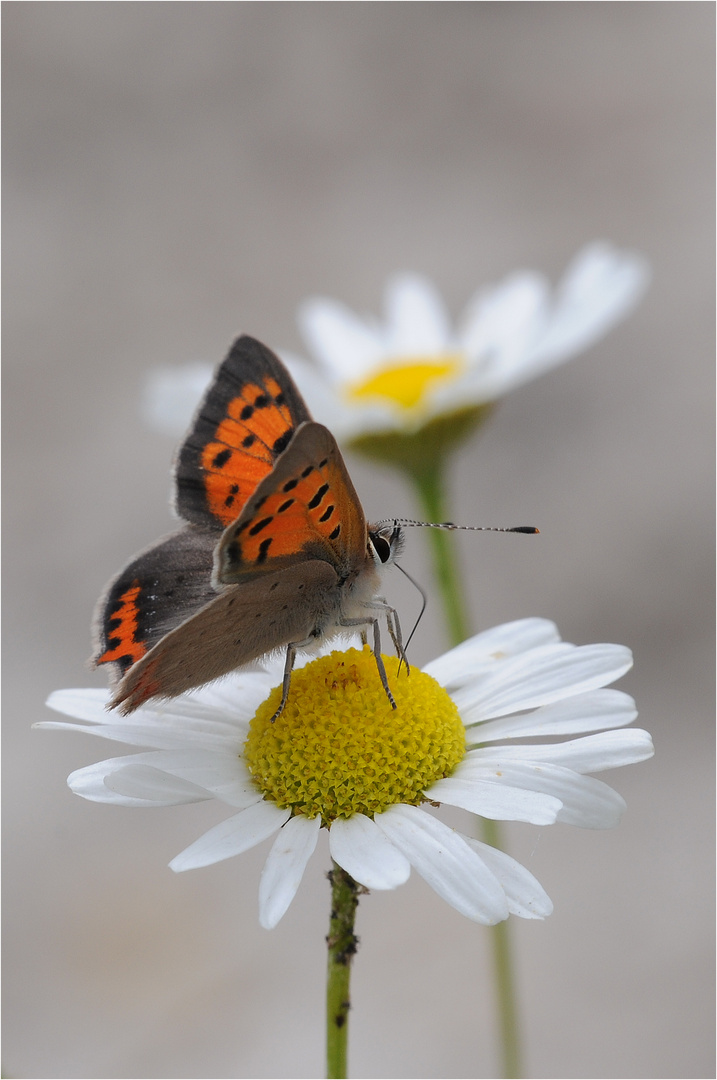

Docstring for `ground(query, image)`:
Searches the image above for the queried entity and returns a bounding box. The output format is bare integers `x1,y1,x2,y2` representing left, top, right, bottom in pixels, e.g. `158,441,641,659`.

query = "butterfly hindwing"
214,422,369,584
175,335,312,530
93,526,218,685
110,561,340,713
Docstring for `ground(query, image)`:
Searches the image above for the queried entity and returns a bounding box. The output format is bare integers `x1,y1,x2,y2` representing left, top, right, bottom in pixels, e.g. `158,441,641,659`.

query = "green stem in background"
411,455,472,645
411,457,524,1080
326,863,362,1080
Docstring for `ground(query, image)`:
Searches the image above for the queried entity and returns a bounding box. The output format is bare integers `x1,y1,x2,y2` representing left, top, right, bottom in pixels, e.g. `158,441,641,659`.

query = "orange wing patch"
222,457,347,569
95,581,148,670
200,377,296,527
175,337,312,530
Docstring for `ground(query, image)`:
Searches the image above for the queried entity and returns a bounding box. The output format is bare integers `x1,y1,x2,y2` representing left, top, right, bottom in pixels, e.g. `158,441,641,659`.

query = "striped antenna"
377,518,539,534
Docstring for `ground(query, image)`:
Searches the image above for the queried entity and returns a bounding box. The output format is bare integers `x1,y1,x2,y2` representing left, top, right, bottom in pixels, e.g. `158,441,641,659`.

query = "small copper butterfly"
94,336,408,719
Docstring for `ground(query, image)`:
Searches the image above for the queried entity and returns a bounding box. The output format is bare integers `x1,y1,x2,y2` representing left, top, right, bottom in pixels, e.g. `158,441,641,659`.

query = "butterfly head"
367,522,405,568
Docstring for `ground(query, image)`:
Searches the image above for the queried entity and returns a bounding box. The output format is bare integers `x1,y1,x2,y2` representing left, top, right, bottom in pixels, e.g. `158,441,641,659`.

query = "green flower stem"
410,456,472,645
481,819,522,1080
326,863,362,1080
411,459,524,1080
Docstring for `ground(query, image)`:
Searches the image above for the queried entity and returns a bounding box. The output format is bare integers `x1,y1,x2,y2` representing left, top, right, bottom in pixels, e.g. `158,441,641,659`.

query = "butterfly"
93,335,407,720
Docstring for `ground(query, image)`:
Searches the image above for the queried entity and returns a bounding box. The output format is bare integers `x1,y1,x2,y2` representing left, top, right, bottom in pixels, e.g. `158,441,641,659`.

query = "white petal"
423,618,560,689
458,271,549,381
375,804,509,924
454,642,633,720
68,753,212,806
451,758,626,828
44,685,256,748
329,814,411,889
36,717,243,752
427,775,561,825
181,672,278,719
279,351,348,431
104,764,215,805
472,689,637,743
383,273,452,354
463,839,553,919
46,688,112,720
259,815,321,929
460,244,650,397
527,243,651,372
298,298,383,381
131,749,261,807
142,362,213,437
473,728,655,774
169,801,290,871
552,773,626,829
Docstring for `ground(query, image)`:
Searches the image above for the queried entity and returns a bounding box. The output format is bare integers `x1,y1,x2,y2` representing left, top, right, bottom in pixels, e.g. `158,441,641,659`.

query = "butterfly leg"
271,631,330,723
338,614,397,710
382,602,409,676
360,599,409,675
271,641,300,723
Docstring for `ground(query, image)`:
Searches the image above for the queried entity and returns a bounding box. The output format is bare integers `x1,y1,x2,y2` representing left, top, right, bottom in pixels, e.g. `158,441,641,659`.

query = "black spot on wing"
249,516,273,536
273,429,293,455
308,483,329,509
212,448,232,469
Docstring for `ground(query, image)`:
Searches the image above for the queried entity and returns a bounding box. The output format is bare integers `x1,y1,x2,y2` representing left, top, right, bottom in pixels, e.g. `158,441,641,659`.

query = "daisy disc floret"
245,649,465,820
41,619,654,930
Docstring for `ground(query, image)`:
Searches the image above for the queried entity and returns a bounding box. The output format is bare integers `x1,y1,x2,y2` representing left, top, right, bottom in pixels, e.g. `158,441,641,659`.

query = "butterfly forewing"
175,336,312,529
215,423,369,584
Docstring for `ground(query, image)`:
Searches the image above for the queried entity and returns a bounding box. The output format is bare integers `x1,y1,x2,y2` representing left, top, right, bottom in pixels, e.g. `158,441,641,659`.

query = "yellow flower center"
244,648,465,822
346,353,465,411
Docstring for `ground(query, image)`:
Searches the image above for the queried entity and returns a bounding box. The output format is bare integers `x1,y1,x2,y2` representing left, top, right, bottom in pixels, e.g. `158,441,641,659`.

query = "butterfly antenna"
377,518,539,535
393,561,428,674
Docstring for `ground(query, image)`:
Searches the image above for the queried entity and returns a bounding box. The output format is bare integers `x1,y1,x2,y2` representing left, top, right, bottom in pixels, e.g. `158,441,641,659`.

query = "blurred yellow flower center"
347,353,465,410
244,647,465,822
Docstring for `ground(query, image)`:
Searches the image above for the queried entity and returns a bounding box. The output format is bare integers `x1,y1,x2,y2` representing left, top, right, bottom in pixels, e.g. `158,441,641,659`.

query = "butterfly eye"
368,525,404,566
370,534,392,564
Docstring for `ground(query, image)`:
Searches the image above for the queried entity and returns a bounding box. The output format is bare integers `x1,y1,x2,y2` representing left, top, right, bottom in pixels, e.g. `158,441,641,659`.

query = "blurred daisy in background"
144,242,649,445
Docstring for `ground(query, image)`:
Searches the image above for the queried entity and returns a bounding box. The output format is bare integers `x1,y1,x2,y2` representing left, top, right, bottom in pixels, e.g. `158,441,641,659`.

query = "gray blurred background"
3,4,714,1078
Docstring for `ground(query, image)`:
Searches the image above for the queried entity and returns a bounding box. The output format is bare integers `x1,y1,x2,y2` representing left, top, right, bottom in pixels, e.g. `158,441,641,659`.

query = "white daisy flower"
40,618,653,930
288,242,649,441
142,243,649,440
